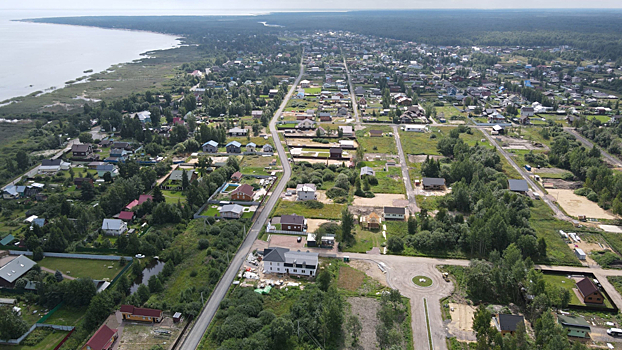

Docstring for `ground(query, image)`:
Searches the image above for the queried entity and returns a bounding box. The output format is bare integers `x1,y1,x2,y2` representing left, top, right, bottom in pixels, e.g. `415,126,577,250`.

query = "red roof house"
231,171,243,182
120,305,163,322
125,195,154,210
83,324,118,350
231,184,254,201
125,200,139,210
118,211,135,221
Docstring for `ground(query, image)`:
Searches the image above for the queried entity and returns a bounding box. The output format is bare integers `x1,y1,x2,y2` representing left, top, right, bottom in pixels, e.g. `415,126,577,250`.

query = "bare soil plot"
414,186,452,197
353,193,407,207
349,260,388,287
117,317,183,350
548,189,617,219
568,240,609,266
338,265,366,291
541,179,582,190
306,219,333,233
293,158,345,165
315,190,333,204
347,297,381,350
286,138,342,148
600,225,622,233
408,155,445,163
496,135,549,151
447,303,477,342
364,153,399,162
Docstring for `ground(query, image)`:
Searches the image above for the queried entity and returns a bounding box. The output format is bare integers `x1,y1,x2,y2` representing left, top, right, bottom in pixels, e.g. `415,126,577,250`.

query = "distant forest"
28,10,622,60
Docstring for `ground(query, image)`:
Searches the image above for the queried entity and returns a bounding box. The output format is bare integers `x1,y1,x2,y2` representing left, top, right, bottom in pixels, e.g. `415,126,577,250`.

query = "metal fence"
9,251,132,261
0,323,75,345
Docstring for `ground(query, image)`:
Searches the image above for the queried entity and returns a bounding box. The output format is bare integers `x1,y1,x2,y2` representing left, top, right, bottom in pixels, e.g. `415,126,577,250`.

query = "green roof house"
557,314,591,338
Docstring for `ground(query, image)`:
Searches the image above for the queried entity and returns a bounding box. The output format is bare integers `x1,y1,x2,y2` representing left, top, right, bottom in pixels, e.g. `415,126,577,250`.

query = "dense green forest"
29,10,622,61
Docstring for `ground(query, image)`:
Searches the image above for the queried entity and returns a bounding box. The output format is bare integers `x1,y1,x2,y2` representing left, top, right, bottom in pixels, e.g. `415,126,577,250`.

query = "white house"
383,206,406,220
403,124,429,132
101,219,128,236
339,125,354,137
296,183,317,201
39,159,71,174
262,247,319,277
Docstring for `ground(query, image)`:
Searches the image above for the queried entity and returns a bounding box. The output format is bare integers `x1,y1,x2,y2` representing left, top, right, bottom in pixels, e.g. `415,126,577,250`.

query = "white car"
135,254,145,259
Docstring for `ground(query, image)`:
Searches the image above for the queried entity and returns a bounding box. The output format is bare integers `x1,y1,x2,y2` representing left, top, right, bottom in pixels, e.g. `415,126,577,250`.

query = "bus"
607,328,622,337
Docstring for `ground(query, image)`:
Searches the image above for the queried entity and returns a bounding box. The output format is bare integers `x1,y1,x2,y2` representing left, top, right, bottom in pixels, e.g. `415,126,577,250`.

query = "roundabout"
412,275,433,287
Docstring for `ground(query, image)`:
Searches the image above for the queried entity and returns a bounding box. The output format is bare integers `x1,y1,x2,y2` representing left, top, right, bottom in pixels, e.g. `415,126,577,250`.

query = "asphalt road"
392,125,419,214
342,56,360,125
564,127,622,167
178,60,304,350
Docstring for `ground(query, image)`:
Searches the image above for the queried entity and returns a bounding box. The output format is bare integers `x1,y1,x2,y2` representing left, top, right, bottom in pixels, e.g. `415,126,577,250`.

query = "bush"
562,172,575,181
587,192,599,202
387,237,404,253
326,187,348,198
574,187,590,196
190,270,198,277
198,239,210,250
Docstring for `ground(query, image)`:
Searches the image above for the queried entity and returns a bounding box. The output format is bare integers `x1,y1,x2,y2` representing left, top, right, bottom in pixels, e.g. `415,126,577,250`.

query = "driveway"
392,125,419,214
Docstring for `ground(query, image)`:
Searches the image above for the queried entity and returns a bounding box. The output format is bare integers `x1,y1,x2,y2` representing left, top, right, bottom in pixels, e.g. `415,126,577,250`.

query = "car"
297,236,302,243
135,254,145,259
607,328,622,337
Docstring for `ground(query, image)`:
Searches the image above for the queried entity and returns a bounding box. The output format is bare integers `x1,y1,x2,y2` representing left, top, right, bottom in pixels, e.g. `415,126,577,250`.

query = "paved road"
178,58,304,350
479,127,571,221
565,127,622,167
342,56,360,125
392,125,419,214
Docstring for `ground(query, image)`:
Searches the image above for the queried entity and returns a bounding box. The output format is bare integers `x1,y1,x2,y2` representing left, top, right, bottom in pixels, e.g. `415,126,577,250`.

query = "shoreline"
0,20,183,104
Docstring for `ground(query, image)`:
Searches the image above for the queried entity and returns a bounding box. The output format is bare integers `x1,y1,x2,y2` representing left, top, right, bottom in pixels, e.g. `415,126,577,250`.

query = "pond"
130,259,165,294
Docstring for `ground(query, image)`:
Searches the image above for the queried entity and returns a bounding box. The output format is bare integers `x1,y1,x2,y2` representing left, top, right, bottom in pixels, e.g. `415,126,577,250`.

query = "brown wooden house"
576,277,604,304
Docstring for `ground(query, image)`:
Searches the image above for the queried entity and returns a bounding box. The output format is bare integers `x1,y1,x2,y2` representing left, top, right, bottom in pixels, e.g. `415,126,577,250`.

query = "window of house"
302,270,305,273
294,269,297,272
277,268,280,271
270,262,272,265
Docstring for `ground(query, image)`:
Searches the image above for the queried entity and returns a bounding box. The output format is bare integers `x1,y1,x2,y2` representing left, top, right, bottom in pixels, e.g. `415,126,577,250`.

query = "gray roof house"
246,142,256,152
508,179,529,193
360,166,375,177
220,204,244,219
422,177,446,190
101,218,128,236
226,141,242,153
0,255,37,288
262,247,319,277
262,144,274,152
202,140,218,153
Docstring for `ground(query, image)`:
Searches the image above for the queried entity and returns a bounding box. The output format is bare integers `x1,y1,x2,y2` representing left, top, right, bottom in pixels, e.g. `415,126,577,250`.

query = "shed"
508,179,529,193
173,312,182,323
575,248,586,260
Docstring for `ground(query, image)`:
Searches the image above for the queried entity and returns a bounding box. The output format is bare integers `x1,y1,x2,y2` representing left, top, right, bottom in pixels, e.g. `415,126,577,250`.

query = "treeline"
32,10,622,60
395,133,545,261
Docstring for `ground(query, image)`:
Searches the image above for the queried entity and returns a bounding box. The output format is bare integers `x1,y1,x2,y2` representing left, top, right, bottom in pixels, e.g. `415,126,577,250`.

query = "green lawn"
200,205,220,217
0,329,69,350
44,305,87,326
343,226,385,253
529,201,581,266
541,274,582,305
356,126,397,154
273,201,344,220
162,190,185,204
399,130,440,155
304,87,321,94
37,257,124,280
372,166,406,194
413,275,433,287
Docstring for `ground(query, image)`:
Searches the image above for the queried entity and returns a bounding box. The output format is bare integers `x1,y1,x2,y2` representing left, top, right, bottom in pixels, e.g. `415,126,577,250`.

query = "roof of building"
71,143,91,152
508,179,529,192
220,204,244,215
367,212,381,222
228,127,247,134
246,142,256,147
281,214,305,225
284,250,319,267
360,166,375,176
263,247,289,263
226,141,242,148
31,218,45,227
138,194,153,205
369,129,383,135
422,177,446,186
102,219,125,231
0,234,14,245
576,277,599,297
384,206,406,215
0,255,36,283
231,171,243,179
296,183,316,192
497,314,524,332
119,305,162,317
118,211,135,221
125,200,139,210
169,169,195,181
85,324,118,350
203,140,218,147
232,184,254,196
557,314,591,329
41,159,63,166
329,147,342,153
339,125,353,133
263,144,273,150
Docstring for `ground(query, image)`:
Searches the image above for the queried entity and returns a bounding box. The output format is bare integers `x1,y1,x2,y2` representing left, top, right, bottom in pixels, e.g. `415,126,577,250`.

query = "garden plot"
347,297,382,350
408,155,445,163
352,194,407,207
548,189,617,219
306,219,333,233
116,318,183,350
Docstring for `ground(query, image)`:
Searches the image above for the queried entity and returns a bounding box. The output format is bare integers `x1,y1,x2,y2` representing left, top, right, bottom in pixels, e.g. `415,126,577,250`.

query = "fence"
0,323,75,345
54,328,75,350
110,259,134,286
9,251,132,261
267,229,306,235
37,302,65,324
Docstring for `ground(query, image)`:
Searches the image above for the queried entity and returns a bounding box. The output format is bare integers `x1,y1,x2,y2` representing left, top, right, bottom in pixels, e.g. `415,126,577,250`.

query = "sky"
3,0,622,11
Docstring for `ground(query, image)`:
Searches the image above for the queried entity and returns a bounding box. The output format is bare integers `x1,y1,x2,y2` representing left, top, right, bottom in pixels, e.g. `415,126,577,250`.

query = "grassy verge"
424,298,433,350
530,201,581,266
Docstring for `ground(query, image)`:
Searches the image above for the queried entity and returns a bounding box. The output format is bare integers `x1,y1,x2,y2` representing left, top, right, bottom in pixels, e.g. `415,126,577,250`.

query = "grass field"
162,190,185,204
44,305,87,326
356,126,397,154
529,201,581,266
273,201,344,219
343,226,385,253
0,329,69,350
372,166,406,194
541,274,582,305
399,130,441,155
37,257,124,280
